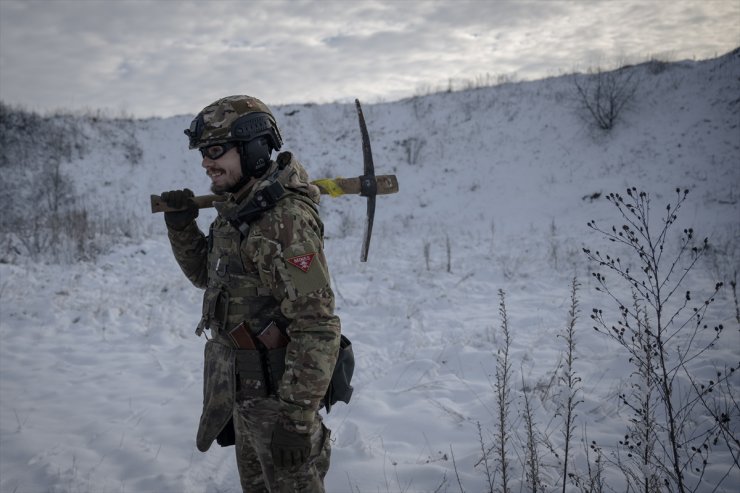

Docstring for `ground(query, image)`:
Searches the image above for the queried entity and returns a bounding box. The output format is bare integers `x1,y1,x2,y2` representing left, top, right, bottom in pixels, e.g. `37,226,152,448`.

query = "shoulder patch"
281,242,329,296
286,253,316,273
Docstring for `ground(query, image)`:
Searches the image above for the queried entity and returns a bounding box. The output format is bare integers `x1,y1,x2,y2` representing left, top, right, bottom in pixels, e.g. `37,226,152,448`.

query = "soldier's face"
202,147,242,193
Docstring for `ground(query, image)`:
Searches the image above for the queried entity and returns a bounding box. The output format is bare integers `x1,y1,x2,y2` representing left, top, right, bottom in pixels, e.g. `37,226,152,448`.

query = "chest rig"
196,217,272,339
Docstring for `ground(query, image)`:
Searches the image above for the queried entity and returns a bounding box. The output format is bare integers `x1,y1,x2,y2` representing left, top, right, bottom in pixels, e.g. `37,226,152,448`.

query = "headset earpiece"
239,137,272,178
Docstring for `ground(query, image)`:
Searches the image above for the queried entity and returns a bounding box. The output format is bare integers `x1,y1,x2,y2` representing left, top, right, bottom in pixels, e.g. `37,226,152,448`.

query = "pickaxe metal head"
355,99,376,262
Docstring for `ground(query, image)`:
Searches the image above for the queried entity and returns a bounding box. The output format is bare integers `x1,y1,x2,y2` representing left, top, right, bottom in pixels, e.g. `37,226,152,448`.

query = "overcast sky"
1,0,738,118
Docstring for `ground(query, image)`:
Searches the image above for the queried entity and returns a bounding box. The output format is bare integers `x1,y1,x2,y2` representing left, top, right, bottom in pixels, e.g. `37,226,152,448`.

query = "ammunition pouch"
323,335,354,413
234,349,266,398
265,347,287,394
234,346,288,399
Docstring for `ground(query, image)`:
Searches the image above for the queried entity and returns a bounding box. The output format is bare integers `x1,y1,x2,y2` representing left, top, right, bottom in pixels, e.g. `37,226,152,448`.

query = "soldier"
160,95,341,492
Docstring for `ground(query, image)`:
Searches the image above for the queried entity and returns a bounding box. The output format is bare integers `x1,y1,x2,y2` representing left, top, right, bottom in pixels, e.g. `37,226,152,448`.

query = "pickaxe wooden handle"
149,174,398,213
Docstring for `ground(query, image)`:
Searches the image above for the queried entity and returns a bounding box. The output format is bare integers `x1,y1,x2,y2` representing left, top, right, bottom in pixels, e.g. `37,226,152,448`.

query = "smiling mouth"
207,168,225,179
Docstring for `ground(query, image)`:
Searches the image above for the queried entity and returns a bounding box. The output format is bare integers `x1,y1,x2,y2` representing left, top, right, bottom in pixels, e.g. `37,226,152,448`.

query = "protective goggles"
199,142,237,160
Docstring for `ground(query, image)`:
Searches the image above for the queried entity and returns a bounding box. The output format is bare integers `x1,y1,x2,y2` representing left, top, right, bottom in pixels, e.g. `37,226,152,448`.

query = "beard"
210,176,247,195
210,182,229,195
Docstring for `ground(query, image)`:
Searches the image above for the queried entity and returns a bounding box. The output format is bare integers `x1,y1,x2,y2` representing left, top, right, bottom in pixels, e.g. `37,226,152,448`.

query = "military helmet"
184,95,283,152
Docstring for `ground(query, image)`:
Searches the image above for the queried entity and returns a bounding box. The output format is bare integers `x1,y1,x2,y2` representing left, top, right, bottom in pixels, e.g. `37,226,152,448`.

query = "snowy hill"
1,50,739,492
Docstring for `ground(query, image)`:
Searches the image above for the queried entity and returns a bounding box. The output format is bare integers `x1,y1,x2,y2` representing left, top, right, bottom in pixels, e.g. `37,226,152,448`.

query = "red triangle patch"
286,253,316,273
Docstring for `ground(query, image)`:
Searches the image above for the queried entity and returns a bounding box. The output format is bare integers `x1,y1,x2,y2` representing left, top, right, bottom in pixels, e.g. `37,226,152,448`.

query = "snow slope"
1,50,739,493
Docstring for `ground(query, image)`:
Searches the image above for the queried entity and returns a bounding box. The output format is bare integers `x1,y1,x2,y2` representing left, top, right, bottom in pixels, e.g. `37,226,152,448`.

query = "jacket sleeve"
246,199,341,431
166,221,209,289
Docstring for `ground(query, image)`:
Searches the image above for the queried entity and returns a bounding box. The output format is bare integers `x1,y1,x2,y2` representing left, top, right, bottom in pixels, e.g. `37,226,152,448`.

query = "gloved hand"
161,189,198,230
271,420,312,468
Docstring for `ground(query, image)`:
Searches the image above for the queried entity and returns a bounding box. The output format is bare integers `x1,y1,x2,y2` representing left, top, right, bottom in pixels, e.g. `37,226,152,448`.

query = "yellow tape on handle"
313,178,346,198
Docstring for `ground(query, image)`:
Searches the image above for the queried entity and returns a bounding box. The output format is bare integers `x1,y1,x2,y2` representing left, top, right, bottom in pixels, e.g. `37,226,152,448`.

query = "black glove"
271,420,312,468
161,189,198,230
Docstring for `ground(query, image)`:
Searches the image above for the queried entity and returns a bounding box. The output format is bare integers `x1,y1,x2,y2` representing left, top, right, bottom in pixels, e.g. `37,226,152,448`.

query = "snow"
1,50,739,492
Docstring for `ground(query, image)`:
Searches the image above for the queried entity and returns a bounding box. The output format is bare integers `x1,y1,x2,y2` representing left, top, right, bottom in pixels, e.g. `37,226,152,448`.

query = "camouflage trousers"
234,397,331,493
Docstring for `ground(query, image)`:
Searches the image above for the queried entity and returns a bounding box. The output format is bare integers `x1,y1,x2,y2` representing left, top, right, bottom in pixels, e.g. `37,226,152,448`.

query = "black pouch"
323,335,354,413
266,347,287,395
216,417,235,447
235,349,268,398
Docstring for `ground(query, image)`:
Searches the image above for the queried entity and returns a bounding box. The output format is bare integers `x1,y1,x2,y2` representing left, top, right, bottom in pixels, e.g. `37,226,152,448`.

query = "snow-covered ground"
1,50,739,492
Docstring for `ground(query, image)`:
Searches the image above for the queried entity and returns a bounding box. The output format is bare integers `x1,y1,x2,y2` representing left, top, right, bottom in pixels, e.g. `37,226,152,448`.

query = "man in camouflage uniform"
160,95,341,492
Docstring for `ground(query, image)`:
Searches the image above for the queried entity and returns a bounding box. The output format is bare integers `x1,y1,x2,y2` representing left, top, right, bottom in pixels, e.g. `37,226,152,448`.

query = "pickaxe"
150,99,398,262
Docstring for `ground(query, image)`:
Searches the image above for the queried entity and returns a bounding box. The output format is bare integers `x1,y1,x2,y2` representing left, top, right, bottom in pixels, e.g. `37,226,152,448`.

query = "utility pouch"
197,287,229,335
196,340,235,452
323,335,354,413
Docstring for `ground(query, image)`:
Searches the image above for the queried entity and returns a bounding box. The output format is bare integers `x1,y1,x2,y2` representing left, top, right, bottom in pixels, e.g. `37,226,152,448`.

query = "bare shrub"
424,240,431,271
521,373,545,493
494,289,513,493
557,278,583,492
477,289,515,492
0,103,146,263
572,65,641,130
398,137,426,165
584,187,739,492
703,230,740,324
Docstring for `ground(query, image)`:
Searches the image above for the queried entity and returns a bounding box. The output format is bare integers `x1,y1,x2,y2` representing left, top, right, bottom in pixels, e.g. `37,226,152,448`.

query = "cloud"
1,0,737,117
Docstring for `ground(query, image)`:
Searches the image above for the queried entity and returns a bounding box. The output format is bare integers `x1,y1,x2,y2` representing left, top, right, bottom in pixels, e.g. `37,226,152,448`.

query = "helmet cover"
185,95,283,150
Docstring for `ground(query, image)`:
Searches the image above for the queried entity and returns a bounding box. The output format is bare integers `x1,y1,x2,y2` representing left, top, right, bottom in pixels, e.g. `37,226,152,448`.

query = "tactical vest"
199,214,277,337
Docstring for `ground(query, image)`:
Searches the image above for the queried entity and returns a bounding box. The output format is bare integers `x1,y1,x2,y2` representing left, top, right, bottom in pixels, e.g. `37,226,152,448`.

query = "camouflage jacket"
167,152,341,431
